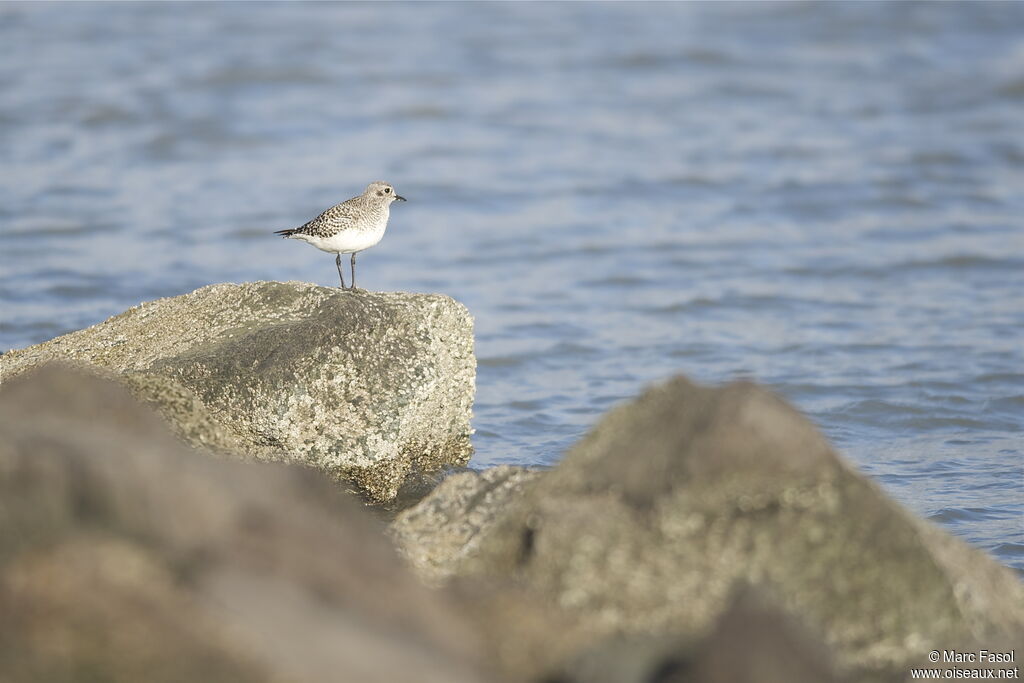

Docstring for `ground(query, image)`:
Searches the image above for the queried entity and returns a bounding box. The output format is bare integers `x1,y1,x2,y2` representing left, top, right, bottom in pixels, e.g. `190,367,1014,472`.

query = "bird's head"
365,181,406,204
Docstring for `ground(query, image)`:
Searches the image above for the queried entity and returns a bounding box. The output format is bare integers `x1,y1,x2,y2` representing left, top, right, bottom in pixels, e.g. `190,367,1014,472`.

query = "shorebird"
275,181,406,290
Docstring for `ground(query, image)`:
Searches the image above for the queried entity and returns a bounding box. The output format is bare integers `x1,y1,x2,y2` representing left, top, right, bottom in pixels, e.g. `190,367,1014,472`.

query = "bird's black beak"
395,195,407,202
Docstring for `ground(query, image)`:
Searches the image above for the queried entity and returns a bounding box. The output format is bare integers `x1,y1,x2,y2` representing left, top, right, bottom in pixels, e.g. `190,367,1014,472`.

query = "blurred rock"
390,465,544,585
549,588,842,683
0,365,489,683
679,588,841,683
438,376,1024,680
0,281,476,502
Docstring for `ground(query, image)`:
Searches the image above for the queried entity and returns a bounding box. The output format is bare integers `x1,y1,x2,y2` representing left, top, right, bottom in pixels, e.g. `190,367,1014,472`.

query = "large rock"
0,281,475,502
400,377,1024,681
0,365,490,683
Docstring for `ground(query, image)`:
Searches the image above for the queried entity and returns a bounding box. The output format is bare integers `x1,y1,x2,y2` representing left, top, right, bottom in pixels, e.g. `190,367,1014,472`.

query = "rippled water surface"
2,3,1022,571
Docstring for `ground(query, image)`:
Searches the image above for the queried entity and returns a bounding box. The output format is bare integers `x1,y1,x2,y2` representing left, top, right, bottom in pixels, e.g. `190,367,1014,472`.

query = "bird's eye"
384,188,391,194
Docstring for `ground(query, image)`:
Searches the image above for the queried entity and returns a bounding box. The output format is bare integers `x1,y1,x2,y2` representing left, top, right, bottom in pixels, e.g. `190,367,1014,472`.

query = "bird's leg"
335,253,346,289
350,253,357,291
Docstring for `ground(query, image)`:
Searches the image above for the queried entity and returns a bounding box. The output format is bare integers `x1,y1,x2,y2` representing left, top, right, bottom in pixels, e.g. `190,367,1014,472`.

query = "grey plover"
275,181,406,290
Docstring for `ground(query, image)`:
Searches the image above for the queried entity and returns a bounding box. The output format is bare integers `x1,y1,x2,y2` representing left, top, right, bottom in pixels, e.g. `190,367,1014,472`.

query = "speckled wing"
275,198,362,238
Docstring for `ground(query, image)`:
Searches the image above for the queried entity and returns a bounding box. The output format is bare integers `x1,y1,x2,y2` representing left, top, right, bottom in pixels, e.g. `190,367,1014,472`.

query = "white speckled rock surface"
389,465,543,585
0,281,475,501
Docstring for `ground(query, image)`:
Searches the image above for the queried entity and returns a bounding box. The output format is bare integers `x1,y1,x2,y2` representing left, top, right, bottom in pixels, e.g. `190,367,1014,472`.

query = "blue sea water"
1,2,1022,572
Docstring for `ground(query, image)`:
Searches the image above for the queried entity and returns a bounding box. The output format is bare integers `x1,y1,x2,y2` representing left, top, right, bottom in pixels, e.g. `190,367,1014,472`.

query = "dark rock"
549,588,842,683
670,587,842,683
0,365,490,683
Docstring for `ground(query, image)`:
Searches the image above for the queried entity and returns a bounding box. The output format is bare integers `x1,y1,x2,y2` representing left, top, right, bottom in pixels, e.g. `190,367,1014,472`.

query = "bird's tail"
274,228,296,238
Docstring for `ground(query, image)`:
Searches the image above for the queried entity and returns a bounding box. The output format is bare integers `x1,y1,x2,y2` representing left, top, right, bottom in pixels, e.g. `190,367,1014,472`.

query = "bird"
274,181,406,290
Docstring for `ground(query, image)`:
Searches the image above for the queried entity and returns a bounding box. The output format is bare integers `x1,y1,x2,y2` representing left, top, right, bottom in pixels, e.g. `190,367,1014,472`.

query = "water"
2,2,1022,572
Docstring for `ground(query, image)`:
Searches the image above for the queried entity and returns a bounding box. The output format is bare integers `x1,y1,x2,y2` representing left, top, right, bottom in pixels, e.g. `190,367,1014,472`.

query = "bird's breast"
298,221,387,254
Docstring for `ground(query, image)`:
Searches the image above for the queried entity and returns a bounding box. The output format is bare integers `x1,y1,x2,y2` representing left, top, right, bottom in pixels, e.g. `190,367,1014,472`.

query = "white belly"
296,225,386,254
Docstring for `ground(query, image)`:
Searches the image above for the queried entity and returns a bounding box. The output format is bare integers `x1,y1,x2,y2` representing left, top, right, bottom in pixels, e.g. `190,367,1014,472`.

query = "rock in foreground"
0,366,489,683
396,376,1024,681
0,281,475,502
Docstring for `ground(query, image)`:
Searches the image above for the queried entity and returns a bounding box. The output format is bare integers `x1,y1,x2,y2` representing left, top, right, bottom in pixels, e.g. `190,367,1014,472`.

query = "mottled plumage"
275,181,405,290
